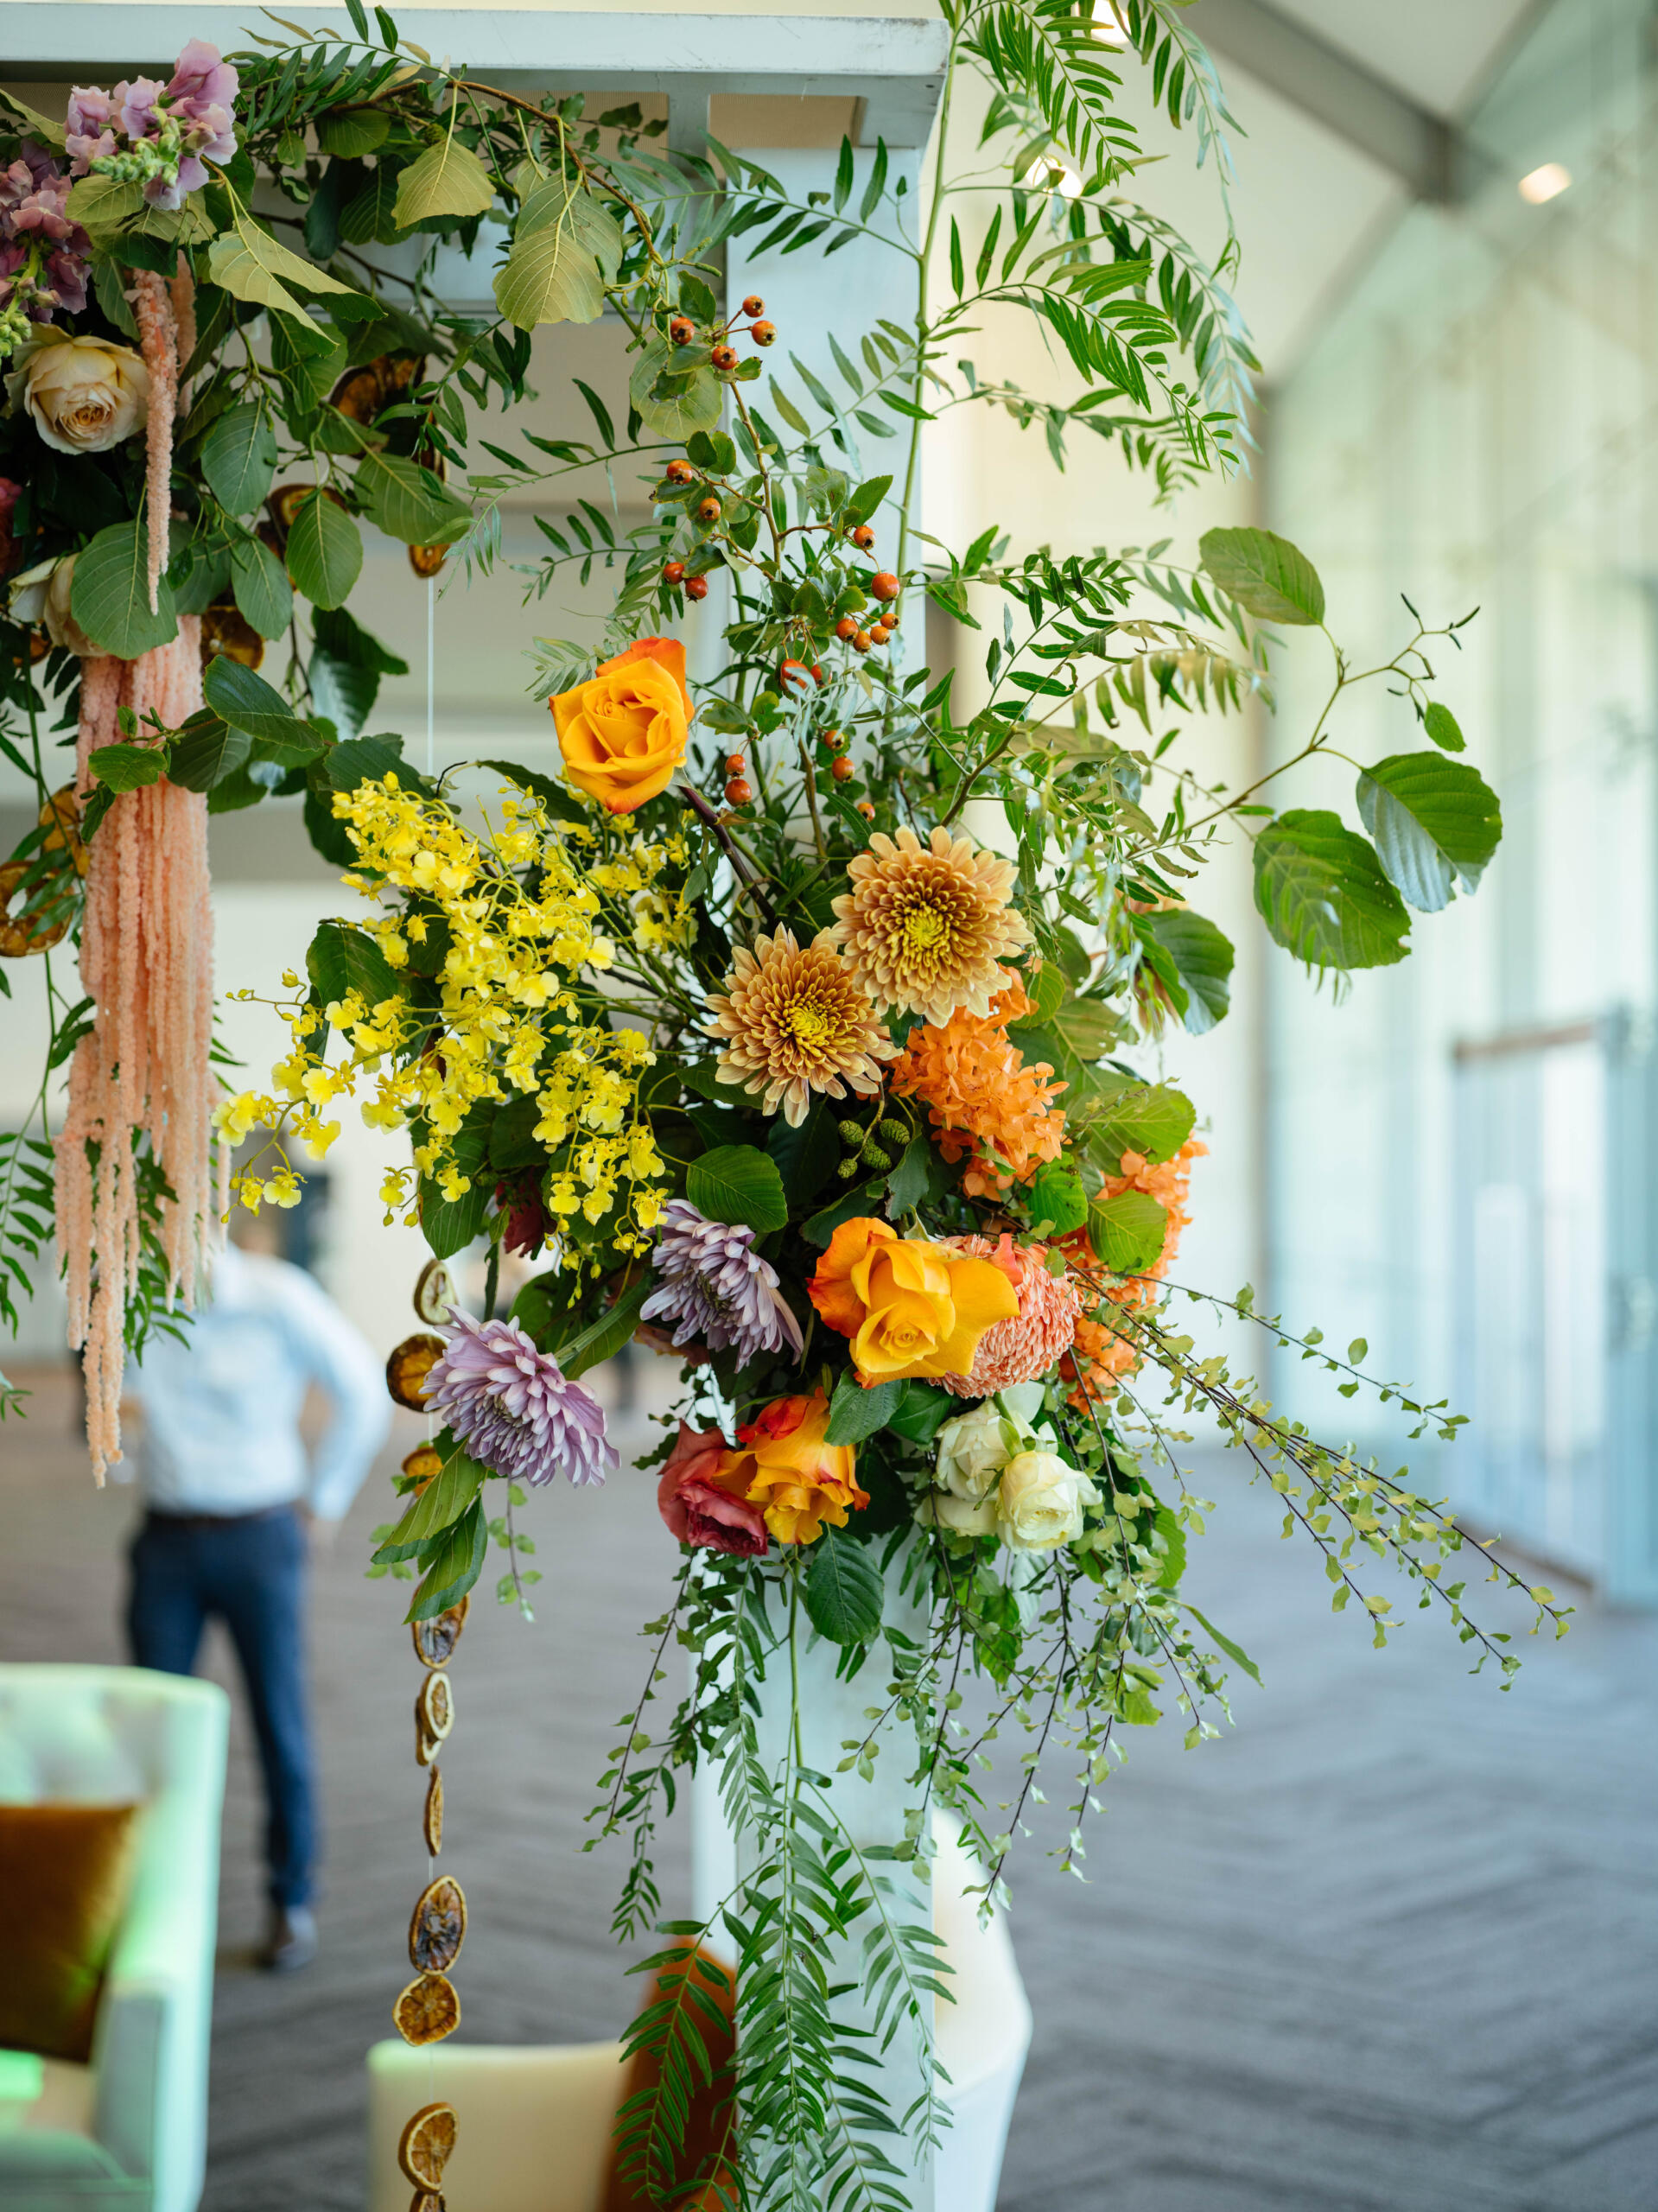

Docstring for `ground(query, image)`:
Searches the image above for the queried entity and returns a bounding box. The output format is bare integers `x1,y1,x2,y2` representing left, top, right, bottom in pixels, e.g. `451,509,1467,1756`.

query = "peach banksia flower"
890,982,1065,1198
706,926,894,1127
829,824,1030,1025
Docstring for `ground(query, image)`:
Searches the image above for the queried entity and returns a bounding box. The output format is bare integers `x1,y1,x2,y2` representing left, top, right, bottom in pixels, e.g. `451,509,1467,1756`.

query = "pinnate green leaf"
823,1373,899,1446
803,1524,885,1644
285,491,363,609
200,402,278,514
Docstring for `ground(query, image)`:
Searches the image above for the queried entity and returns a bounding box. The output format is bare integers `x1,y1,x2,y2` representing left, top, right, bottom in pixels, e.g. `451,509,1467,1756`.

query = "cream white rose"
997,1448,1100,1552
934,1401,1013,1503
9,333,150,456
914,1490,1000,1537
9,554,98,656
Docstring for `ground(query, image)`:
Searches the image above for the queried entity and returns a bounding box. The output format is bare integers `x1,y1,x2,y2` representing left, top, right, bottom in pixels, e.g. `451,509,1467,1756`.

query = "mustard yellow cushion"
0,1802,140,2063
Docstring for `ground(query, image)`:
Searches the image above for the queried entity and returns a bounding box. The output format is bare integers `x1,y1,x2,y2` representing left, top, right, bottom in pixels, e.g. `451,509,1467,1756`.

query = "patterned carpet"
4,1357,1657,2210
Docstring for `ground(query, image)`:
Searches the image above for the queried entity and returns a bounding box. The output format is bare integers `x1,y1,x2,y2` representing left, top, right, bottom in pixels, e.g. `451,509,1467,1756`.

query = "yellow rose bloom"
719,1389,869,1547
808,1217,1019,1385
550,638,693,814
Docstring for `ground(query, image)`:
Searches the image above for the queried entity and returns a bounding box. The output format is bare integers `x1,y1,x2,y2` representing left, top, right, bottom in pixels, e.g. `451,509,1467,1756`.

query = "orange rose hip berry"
669,316,696,346
684,575,709,601
665,459,695,485
710,343,739,372
662,561,685,588
835,616,859,642
696,495,722,524
725,777,753,806
750,321,776,347
830,755,855,784
870,571,899,602
849,524,875,550
741,294,765,317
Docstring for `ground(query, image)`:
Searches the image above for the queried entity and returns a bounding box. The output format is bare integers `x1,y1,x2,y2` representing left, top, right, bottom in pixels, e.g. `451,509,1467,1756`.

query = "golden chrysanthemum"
829,825,1031,1025
889,982,1066,1198
706,927,895,1128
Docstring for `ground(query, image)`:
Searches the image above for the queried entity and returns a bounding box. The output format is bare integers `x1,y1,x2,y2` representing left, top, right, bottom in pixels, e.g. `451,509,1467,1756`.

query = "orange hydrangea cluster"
1062,1135,1207,1411
888,982,1066,1198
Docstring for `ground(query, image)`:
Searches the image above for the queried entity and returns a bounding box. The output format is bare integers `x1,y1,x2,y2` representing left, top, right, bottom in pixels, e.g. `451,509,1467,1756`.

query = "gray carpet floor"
3,1357,1657,2211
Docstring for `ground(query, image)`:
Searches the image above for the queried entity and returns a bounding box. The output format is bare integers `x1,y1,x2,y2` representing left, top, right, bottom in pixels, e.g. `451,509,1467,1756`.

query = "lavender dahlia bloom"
640,1198,805,1367
424,1307,617,1489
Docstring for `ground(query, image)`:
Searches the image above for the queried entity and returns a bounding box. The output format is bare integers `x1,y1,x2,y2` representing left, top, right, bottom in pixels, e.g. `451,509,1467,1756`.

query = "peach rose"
657,1419,768,1556
550,635,692,813
808,1217,1019,1387
9,333,150,456
717,1389,868,1547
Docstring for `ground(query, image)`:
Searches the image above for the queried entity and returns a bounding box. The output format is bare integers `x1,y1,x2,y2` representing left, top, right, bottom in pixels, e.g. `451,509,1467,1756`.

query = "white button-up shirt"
125,1243,390,1520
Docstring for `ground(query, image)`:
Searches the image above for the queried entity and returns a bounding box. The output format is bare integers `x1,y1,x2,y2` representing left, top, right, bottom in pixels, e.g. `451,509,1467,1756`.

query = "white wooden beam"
2,8,949,145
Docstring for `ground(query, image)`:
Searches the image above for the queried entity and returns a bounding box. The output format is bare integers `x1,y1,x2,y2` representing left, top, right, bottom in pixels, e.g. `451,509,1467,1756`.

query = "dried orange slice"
412,1258,454,1325
397,2101,456,2190
393,1971,459,2046
412,1598,468,1670
386,1334,445,1410
422,1768,444,1856
409,1875,467,1973
415,1672,453,1766
401,1444,443,1497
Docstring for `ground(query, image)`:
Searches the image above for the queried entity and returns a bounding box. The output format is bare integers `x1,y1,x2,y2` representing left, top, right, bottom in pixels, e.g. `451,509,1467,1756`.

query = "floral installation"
0,3,1560,2207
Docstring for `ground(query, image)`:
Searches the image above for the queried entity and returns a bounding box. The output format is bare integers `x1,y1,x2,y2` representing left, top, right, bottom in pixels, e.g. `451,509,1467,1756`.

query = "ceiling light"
1518,162,1572,204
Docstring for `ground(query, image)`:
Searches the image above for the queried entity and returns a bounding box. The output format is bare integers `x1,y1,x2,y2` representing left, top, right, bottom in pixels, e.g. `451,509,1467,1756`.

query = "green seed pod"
878,1119,908,1145
837,1157,862,1179
861,1145,893,1171
837,1121,865,1146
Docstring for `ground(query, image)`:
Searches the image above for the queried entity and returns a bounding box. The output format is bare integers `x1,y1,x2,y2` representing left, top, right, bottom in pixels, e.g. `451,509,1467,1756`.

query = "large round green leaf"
70,523,179,658
1252,809,1411,971
1199,525,1325,626
1356,753,1502,912
1140,908,1234,1034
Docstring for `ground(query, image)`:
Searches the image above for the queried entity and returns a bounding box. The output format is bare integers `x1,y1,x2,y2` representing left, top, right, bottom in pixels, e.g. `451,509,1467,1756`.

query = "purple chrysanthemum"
639,1198,805,1367
424,1307,617,1489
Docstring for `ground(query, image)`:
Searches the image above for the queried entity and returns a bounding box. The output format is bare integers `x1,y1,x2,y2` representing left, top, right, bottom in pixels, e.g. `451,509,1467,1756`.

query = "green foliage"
70,524,177,658
1138,907,1233,1033
1356,753,1502,912
686,1146,789,1236
286,491,363,607
823,1372,901,1446
804,1528,886,1643
1086,1187,1166,1271
1254,810,1412,971
1198,525,1325,625
200,403,279,514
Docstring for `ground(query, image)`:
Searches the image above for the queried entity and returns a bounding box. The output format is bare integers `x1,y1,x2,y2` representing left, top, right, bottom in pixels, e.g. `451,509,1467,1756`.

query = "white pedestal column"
692,1562,937,2212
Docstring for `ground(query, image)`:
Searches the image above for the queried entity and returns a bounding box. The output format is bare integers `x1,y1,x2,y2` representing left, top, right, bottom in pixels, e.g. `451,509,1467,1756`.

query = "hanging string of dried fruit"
389,1263,467,2212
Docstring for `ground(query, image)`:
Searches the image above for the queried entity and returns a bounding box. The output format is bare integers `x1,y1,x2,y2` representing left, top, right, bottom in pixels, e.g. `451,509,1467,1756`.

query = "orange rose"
718,1389,868,1547
808,1217,1019,1386
549,636,692,813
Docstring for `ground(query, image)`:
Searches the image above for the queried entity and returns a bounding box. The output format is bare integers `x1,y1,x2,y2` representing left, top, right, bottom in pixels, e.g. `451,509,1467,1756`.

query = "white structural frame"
1,7,950,147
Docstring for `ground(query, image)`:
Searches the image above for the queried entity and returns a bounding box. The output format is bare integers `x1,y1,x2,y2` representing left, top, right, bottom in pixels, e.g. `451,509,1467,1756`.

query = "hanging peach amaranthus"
53,268,219,1478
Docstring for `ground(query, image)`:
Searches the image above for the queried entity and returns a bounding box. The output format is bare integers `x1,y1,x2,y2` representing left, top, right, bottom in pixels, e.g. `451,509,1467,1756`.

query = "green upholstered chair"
0,1664,229,2212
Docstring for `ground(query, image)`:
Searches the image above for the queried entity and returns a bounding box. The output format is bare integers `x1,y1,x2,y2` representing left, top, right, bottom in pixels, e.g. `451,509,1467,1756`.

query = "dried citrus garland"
386,1268,470,2207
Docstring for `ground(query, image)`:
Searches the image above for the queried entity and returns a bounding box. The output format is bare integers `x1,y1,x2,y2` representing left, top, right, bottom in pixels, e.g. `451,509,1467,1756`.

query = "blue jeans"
127,1504,316,1910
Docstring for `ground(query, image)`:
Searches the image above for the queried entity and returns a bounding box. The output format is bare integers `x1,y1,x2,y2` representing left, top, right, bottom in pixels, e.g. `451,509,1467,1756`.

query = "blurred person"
120,1211,388,1971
